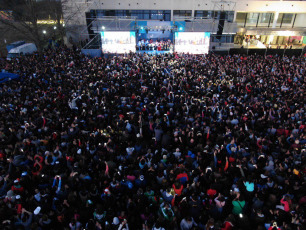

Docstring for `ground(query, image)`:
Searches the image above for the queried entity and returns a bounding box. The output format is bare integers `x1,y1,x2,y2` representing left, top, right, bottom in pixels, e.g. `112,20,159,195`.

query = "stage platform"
136,50,172,55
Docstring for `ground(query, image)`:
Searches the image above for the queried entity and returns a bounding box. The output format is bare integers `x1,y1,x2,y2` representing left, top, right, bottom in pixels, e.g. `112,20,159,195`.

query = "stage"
136,50,172,55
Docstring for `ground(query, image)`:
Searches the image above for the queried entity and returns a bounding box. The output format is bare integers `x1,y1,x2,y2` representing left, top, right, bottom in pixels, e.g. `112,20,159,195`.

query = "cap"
234,188,240,192
16,195,21,200
260,174,268,179
14,179,20,184
34,206,41,215
113,217,120,225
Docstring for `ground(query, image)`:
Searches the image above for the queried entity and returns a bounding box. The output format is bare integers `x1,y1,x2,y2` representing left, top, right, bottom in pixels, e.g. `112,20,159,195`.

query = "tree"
0,0,64,51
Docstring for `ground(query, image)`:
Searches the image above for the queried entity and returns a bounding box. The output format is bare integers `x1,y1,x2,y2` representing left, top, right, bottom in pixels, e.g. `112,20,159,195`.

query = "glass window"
282,13,293,24
195,10,204,18
257,12,274,27
260,13,271,23
227,11,234,22
173,10,192,17
235,12,247,25
143,12,150,19
213,11,219,19
164,10,171,21
246,13,259,25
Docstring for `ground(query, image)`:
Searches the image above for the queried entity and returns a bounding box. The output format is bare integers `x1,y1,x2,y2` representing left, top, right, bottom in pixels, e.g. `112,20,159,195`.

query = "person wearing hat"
11,178,24,194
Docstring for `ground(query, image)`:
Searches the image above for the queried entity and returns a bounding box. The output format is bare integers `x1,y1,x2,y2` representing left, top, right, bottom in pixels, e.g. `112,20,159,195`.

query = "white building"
62,0,306,49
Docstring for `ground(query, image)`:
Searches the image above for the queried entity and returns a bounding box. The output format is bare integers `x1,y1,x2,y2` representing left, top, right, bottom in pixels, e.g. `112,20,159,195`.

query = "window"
246,13,259,25
282,13,293,24
260,13,271,23
173,10,192,17
226,11,234,22
277,13,293,24
235,12,247,24
89,10,170,21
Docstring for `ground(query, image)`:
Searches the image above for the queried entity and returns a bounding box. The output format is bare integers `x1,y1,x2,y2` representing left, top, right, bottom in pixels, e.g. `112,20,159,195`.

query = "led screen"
101,31,136,53
174,32,210,54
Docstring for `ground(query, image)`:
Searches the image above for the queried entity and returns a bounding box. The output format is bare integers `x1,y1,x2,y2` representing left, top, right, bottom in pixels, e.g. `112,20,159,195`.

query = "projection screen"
101,31,136,53
174,32,210,54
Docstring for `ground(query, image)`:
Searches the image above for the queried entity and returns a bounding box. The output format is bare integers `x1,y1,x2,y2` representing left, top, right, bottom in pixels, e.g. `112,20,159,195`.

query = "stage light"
179,27,183,31
102,26,105,30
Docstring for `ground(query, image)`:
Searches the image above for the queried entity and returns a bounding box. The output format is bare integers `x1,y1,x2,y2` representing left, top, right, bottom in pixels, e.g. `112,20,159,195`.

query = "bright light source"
63,24,65,27
239,214,243,218
277,31,295,36
54,26,57,30
179,27,183,31
140,27,144,30
102,26,105,30
43,30,46,34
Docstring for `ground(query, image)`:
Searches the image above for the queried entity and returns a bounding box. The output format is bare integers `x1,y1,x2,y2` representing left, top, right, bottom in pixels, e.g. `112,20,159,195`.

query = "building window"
246,13,259,25
90,10,170,21
277,13,292,24
235,12,247,26
173,10,192,17
260,13,271,23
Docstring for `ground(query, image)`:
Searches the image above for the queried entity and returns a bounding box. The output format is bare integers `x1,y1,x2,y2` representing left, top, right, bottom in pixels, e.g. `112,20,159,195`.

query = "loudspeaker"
216,11,226,40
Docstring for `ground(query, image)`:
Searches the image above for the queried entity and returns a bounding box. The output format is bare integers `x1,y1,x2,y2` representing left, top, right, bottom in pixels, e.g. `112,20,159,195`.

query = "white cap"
113,217,120,225
34,206,41,215
261,174,268,179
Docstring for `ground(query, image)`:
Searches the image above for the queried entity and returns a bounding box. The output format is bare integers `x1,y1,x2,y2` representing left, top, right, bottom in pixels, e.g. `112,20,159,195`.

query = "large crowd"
0,47,305,230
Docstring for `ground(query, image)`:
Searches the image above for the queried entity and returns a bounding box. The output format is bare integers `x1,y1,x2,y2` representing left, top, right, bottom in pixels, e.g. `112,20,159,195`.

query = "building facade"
62,0,306,49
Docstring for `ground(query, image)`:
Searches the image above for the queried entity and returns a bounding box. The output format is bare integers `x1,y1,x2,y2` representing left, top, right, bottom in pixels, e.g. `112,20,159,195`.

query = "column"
272,12,279,28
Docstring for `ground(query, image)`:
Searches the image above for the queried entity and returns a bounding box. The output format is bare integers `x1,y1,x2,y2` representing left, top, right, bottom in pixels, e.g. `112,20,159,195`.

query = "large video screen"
175,32,210,54
101,31,136,53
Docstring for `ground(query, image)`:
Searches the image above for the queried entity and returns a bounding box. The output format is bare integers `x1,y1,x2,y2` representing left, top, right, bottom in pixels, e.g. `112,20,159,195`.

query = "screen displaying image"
175,32,210,54
101,31,136,53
